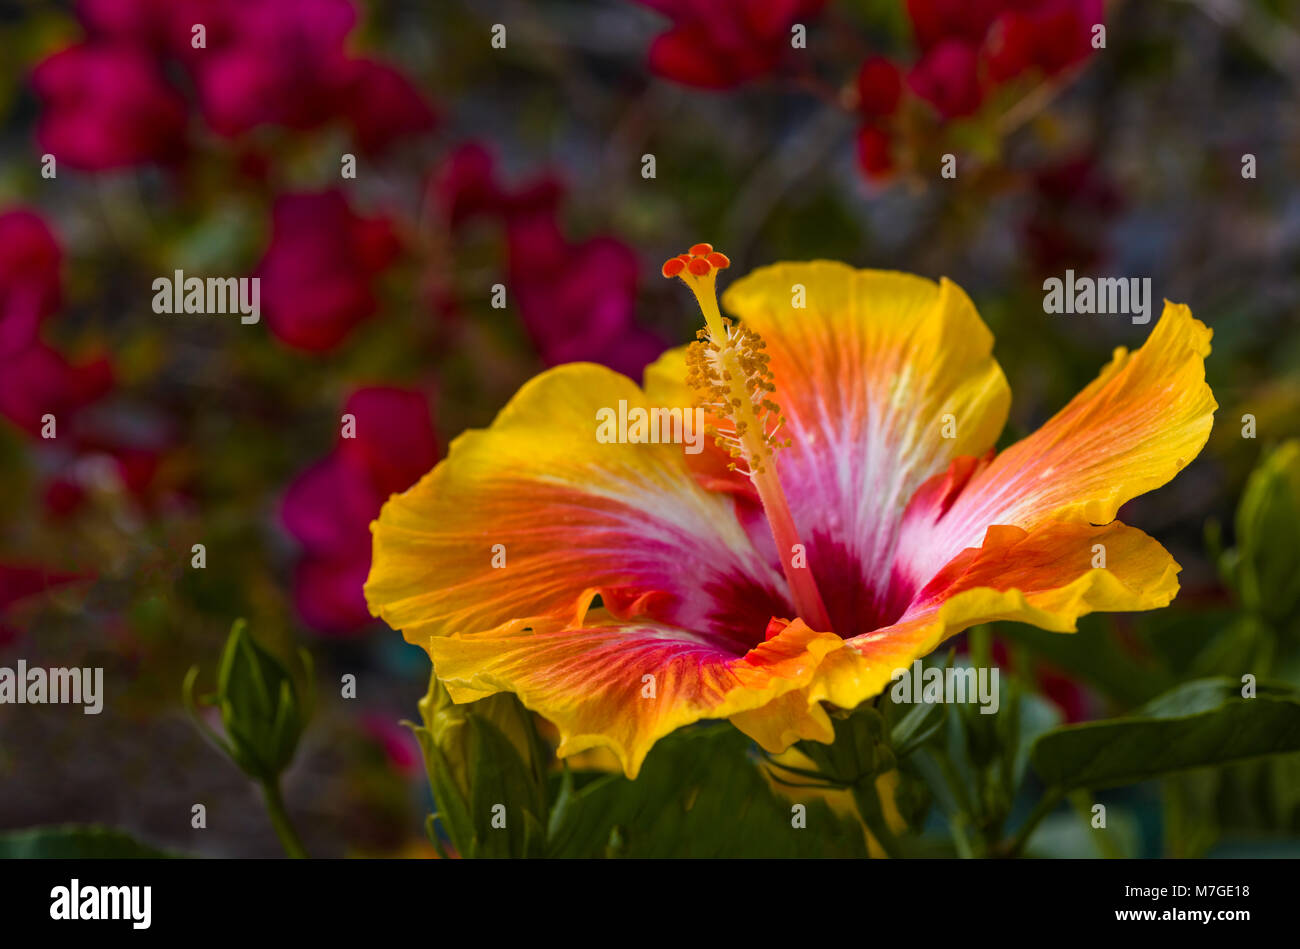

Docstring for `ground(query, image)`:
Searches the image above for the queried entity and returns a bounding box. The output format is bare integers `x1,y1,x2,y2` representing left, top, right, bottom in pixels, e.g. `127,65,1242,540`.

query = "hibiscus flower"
366,245,1215,778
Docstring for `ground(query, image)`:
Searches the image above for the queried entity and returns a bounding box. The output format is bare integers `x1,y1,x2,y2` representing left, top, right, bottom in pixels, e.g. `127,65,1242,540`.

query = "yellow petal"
428,612,847,778
365,362,788,649
897,301,1215,586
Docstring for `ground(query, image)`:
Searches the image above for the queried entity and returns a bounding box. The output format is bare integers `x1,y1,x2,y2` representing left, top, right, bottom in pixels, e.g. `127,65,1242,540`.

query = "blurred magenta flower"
76,0,174,44
908,38,984,119
30,43,187,170
181,0,358,135
0,208,112,437
502,187,665,377
282,387,437,635
79,0,203,52
0,207,169,514
435,143,505,228
635,0,826,88
0,344,113,437
434,145,665,377
257,190,401,352
0,209,62,358
360,712,422,776
32,0,435,170
180,0,434,150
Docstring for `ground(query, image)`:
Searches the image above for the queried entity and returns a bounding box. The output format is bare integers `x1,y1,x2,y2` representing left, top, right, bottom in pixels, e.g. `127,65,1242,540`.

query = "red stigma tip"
664,243,729,280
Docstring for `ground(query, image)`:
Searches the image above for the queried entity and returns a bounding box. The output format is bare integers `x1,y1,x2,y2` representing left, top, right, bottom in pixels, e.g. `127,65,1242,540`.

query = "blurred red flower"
984,3,1101,81
1022,0,1103,77
1022,153,1121,275
850,0,1102,186
855,56,904,118
282,387,437,635
906,0,1004,52
636,0,826,88
257,190,401,352
0,564,87,645
41,441,164,519
907,0,1102,94
342,59,439,156
856,124,895,179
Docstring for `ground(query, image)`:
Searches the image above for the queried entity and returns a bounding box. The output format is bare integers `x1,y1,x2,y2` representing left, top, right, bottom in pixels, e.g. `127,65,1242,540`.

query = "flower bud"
185,620,308,785
413,672,548,858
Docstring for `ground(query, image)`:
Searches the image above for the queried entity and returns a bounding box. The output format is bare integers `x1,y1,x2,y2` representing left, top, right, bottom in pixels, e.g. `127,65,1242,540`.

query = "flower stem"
260,779,308,859
1003,788,1063,858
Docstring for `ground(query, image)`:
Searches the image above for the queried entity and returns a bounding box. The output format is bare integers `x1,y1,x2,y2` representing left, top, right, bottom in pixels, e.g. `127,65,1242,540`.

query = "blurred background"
0,0,1297,857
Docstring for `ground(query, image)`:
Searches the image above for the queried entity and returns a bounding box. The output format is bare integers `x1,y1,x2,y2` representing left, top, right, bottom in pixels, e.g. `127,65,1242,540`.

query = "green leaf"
1010,693,1063,791
0,825,178,859
889,691,949,758
546,725,869,858
412,725,474,857
1234,439,1300,623
1031,678,1300,792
